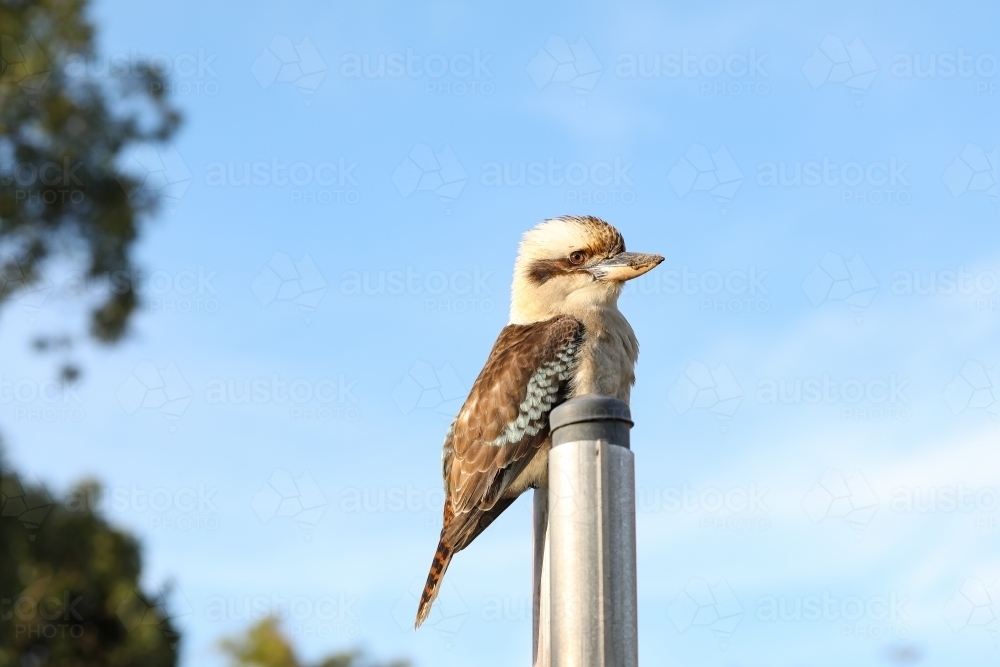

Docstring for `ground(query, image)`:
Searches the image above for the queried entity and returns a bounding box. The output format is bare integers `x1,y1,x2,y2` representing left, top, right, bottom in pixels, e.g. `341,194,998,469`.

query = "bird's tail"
415,538,454,628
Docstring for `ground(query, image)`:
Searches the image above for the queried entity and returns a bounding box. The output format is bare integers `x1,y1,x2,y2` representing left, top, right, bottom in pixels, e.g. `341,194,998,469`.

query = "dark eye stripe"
528,259,573,285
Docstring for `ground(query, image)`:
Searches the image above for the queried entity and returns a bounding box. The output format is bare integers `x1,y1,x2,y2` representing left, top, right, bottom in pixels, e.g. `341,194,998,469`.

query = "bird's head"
510,216,663,323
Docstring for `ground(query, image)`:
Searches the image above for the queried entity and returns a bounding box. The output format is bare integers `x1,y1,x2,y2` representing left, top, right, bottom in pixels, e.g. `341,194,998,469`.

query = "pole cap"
550,394,633,448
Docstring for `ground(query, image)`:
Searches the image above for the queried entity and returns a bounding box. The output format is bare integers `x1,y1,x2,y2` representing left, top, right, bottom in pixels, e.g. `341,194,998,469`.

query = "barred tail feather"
415,539,454,628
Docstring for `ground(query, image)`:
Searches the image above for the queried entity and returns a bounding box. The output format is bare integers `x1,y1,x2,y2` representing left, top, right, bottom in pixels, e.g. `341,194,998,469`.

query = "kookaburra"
415,215,662,627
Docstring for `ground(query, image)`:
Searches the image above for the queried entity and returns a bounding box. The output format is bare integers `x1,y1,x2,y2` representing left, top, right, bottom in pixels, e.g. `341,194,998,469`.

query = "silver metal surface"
532,395,638,666
547,440,638,667
532,489,551,667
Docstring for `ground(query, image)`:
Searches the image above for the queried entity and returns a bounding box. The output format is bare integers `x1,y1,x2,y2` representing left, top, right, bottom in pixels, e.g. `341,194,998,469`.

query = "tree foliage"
0,452,180,666
220,619,409,667
0,4,409,666
0,0,181,342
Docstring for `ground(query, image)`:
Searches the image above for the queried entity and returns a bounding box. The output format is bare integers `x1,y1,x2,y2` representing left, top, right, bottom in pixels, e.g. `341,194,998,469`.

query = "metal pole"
540,394,637,667
531,488,550,667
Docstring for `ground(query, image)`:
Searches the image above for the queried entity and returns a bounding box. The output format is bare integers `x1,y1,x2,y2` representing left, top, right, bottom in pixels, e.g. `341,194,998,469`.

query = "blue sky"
3,1,999,665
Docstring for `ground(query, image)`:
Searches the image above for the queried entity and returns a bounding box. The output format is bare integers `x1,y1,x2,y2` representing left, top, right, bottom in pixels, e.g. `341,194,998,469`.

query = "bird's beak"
588,252,664,282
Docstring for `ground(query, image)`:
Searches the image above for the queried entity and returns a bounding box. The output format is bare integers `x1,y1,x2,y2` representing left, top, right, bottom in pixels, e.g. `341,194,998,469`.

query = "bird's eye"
569,251,587,265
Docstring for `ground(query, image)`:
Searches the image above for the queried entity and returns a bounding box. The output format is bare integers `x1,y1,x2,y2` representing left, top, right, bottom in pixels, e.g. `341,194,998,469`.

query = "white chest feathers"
571,308,639,402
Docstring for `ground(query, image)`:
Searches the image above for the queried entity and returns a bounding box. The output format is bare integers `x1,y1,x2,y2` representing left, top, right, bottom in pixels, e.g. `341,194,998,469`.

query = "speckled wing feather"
416,315,583,628
442,315,584,549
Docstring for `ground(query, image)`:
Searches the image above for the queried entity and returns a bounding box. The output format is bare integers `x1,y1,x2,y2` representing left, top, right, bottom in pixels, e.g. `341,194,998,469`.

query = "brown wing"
440,315,583,550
